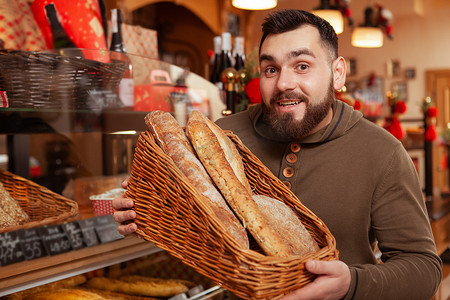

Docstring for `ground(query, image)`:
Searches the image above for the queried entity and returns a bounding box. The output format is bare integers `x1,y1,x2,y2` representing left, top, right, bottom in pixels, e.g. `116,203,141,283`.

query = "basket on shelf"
0,168,79,233
126,130,338,300
0,49,127,110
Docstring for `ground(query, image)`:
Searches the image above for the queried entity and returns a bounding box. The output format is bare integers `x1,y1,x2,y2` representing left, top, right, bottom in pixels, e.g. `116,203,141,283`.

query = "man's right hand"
112,179,138,235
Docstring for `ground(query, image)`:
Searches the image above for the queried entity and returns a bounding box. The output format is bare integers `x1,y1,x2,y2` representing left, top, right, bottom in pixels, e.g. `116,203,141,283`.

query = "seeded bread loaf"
0,181,30,228
252,194,319,256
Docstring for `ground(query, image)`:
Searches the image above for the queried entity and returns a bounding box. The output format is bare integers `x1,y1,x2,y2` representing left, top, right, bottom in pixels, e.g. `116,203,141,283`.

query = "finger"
121,178,129,189
112,197,134,210
305,260,338,275
118,222,137,235
113,210,136,223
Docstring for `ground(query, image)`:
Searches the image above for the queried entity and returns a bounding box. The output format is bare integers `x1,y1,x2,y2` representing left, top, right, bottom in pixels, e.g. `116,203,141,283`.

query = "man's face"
259,25,337,139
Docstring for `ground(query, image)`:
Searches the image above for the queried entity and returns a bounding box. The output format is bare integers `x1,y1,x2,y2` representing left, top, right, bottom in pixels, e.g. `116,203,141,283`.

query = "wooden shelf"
0,236,161,296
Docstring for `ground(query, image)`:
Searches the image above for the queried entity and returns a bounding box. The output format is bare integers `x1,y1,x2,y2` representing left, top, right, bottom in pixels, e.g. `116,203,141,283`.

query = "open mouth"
277,100,302,107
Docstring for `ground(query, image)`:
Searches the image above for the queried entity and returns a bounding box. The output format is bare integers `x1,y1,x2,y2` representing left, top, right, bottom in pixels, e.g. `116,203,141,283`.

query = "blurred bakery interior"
0,0,449,299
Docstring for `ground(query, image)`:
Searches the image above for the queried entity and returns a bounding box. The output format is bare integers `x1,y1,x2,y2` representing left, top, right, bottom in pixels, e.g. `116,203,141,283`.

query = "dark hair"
259,9,338,59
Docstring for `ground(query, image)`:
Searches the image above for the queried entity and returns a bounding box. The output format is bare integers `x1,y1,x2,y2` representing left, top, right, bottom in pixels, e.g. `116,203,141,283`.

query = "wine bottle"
109,8,134,108
234,36,245,71
209,36,222,84
216,32,232,90
44,3,83,58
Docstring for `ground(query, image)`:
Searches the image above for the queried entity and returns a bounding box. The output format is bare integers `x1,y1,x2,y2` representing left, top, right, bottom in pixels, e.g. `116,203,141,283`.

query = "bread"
0,181,30,228
144,111,249,248
21,289,107,300
7,275,87,300
252,195,319,256
85,276,192,298
186,112,295,257
188,110,252,193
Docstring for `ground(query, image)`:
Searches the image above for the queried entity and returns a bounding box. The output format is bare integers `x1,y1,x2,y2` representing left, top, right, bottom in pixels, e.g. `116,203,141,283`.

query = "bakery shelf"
0,236,162,296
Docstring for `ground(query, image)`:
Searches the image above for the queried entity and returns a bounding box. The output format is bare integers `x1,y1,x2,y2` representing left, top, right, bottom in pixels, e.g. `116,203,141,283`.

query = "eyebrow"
259,48,316,63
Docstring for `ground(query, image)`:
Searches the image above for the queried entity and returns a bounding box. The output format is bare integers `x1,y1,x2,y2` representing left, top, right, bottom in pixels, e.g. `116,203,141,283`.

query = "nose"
276,68,296,92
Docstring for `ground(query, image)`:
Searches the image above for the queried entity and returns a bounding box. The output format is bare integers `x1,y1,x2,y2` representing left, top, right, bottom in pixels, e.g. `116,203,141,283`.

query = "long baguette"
188,111,252,193
186,112,293,257
144,111,249,249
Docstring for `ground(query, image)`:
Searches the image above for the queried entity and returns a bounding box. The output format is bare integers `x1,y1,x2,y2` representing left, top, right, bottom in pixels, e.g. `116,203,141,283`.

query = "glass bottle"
109,8,134,108
44,3,83,58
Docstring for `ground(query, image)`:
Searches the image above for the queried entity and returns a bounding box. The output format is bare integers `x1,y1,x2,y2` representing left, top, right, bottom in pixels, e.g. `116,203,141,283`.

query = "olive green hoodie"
216,99,442,300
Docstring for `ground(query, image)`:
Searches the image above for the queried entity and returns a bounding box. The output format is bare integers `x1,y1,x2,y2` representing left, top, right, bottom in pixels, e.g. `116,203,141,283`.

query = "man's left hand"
279,260,351,300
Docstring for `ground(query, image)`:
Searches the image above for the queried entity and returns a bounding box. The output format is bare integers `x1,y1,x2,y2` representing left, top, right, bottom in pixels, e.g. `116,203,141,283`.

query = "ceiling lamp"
312,0,344,34
351,6,383,48
232,0,277,10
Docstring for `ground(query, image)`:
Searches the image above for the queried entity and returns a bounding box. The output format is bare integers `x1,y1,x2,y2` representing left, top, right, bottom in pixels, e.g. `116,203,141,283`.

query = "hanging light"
351,5,383,48
232,0,277,10
312,0,344,34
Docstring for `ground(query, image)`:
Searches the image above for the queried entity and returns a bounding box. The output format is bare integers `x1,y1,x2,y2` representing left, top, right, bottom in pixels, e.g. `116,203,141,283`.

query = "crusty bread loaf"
188,110,252,193
186,113,296,257
252,195,319,256
85,276,192,298
7,275,87,300
21,289,107,300
144,111,249,248
0,181,30,228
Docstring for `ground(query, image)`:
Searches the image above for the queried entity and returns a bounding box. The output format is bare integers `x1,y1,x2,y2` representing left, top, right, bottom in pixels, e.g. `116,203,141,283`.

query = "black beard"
262,83,335,140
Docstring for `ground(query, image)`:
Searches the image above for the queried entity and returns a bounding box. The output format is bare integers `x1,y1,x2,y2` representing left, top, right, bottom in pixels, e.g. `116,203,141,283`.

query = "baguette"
21,289,107,300
85,276,191,298
186,112,294,257
188,111,252,193
144,111,249,248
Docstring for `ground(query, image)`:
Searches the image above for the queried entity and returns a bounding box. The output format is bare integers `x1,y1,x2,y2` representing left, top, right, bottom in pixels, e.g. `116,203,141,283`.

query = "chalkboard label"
18,228,48,260
38,225,72,256
78,218,100,247
94,215,124,244
0,230,26,266
61,222,85,250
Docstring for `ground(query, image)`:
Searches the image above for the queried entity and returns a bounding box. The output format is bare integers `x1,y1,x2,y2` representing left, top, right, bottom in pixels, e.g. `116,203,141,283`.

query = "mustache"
271,92,309,103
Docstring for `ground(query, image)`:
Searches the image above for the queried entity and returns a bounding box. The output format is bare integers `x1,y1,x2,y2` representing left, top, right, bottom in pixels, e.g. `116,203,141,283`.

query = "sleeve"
343,144,442,300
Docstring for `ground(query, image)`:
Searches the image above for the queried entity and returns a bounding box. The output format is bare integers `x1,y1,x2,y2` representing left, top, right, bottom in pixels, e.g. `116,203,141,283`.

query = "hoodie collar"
249,99,363,144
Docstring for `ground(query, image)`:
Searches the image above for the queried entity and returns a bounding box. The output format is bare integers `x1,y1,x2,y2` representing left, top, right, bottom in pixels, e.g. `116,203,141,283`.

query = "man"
113,9,442,299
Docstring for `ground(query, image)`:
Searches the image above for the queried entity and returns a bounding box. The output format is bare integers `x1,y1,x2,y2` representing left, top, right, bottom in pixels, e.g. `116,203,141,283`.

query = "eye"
263,67,277,76
296,64,309,72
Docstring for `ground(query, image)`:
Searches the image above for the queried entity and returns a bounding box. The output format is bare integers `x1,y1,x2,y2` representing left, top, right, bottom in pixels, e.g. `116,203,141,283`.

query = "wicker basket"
126,130,338,299
0,168,79,233
0,49,127,110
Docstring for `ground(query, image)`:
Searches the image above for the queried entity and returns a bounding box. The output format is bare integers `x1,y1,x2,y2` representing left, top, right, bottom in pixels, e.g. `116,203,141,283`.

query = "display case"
0,50,226,297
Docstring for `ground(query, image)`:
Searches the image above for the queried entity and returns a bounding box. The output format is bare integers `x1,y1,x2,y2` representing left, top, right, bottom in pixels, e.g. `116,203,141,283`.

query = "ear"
332,56,346,90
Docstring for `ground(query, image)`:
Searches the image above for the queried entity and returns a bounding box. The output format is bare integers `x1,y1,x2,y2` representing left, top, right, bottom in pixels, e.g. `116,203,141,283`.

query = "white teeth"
279,100,300,107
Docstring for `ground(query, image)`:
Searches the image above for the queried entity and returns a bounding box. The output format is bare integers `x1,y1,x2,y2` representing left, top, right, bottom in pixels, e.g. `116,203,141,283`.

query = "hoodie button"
286,153,297,163
282,181,292,189
283,167,294,178
290,143,300,153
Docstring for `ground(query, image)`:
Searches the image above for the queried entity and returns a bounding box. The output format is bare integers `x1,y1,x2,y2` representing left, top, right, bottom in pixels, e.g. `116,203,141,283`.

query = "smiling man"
113,9,442,300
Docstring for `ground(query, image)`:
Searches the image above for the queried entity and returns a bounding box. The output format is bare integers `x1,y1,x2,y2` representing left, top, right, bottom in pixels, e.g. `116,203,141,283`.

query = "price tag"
38,225,72,256
61,222,85,250
94,215,124,244
17,228,48,260
78,218,100,247
0,231,26,266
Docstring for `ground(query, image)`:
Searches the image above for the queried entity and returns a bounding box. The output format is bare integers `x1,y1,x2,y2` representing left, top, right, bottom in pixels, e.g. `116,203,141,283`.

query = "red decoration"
245,77,262,104
426,106,438,118
425,123,437,142
394,100,407,114
385,117,404,140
